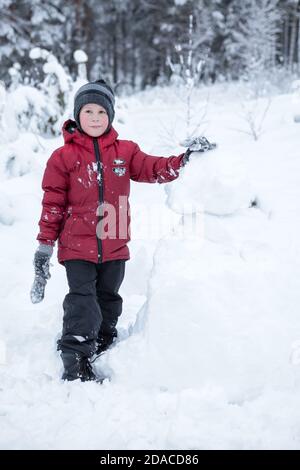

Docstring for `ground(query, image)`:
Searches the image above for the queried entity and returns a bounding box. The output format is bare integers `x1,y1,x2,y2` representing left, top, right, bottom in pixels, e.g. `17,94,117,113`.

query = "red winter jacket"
37,120,185,265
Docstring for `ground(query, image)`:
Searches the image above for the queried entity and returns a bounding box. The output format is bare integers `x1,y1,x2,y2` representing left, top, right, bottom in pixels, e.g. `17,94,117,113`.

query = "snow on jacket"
37,119,185,265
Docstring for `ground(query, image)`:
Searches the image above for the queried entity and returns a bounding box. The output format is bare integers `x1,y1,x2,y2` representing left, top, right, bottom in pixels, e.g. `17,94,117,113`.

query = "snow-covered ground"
0,83,300,449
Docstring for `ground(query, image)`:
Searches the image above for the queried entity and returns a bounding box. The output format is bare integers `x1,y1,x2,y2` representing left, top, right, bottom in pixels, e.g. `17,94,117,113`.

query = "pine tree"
225,0,281,81
0,0,66,85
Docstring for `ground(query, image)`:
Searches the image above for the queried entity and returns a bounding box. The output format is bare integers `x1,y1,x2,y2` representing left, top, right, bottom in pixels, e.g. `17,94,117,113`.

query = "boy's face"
79,103,109,137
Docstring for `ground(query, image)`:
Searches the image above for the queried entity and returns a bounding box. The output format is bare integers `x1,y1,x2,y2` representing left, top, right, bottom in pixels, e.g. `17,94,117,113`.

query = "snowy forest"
1,0,300,89
1,0,300,453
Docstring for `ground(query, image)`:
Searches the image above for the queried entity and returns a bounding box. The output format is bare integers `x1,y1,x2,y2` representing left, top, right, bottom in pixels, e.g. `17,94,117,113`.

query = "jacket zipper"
93,138,104,263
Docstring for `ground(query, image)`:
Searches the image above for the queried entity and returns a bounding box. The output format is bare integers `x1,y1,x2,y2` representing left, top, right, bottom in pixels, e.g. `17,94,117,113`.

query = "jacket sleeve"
129,142,185,184
36,148,69,245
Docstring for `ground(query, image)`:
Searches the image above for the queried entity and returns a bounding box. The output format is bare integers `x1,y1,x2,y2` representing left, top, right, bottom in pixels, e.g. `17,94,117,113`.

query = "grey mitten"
181,136,217,165
30,244,53,304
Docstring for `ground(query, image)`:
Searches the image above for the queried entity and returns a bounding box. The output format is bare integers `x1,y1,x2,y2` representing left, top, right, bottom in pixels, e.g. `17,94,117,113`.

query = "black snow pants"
57,259,126,357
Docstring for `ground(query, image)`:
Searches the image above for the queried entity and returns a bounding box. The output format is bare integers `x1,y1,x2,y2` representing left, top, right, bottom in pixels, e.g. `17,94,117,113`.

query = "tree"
279,0,300,71
0,0,68,84
225,0,281,80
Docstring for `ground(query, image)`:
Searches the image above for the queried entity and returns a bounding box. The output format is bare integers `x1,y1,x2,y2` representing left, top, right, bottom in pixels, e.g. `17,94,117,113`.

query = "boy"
31,79,214,381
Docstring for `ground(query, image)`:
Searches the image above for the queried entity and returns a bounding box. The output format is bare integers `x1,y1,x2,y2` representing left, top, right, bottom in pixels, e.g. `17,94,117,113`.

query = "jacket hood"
62,119,118,149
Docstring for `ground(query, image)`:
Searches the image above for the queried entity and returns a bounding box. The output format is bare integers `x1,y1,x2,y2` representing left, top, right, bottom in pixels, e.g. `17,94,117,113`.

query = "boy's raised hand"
182,136,217,153
180,136,217,166
30,245,53,304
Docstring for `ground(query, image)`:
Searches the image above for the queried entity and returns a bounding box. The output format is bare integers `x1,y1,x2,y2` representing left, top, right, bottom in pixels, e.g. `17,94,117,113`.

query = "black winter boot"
95,330,118,355
61,352,96,382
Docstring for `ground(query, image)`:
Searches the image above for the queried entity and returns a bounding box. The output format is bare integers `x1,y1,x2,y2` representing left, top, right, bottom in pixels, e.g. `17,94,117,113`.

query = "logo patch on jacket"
113,167,126,177
114,158,126,165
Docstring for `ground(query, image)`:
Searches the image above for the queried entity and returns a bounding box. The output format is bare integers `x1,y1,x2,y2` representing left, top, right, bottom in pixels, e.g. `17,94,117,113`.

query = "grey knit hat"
73,79,115,133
